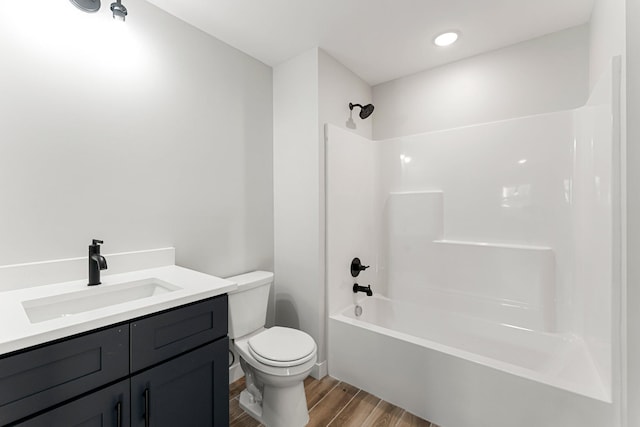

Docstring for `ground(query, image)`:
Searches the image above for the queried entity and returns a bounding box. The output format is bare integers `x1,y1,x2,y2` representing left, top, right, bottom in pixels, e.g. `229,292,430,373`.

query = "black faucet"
353,283,373,296
88,239,108,286
350,258,370,277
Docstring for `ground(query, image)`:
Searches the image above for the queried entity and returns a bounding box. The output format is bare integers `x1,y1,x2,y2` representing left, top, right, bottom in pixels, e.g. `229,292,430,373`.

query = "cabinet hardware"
144,388,150,427
115,401,122,427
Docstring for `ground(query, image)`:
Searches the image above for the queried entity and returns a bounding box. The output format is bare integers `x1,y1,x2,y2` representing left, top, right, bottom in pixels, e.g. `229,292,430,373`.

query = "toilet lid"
248,327,316,367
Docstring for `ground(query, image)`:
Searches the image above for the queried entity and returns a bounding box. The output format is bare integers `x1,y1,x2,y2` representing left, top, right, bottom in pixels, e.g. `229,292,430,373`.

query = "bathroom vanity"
0,255,236,427
1,296,227,426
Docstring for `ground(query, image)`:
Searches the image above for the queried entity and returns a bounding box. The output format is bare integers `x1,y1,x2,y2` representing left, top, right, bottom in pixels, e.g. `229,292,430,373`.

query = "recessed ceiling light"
433,31,460,47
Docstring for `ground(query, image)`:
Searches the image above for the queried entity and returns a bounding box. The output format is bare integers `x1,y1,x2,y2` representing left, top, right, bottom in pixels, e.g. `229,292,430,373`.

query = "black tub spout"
353,283,373,296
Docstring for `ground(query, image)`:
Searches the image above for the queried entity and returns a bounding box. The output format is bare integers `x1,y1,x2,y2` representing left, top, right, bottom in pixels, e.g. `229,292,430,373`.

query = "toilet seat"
248,327,317,368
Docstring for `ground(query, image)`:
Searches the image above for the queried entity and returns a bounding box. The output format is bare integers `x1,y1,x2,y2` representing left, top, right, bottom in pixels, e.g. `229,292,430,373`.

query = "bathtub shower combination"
325,61,621,427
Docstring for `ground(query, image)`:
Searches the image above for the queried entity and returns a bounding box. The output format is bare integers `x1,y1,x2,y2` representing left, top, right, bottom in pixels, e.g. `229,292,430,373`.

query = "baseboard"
311,360,328,379
229,363,244,384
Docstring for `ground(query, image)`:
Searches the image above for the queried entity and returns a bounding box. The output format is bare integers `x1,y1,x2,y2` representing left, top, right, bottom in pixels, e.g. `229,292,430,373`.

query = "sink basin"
22,279,181,323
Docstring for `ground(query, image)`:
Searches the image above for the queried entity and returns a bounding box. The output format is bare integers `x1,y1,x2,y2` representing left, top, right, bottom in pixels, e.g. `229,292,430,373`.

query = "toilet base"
239,382,310,427
239,389,263,421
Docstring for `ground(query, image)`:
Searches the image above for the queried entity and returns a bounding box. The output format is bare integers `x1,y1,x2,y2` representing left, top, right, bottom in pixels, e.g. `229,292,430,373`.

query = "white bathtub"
328,296,612,427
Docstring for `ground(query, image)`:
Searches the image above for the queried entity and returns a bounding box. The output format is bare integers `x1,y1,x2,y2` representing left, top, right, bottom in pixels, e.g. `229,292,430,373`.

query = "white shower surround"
325,60,620,426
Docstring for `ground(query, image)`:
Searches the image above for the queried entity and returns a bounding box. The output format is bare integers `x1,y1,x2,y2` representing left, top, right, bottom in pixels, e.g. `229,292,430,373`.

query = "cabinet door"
130,295,227,373
16,380,130,427
131,338,228,427
0,325,129,426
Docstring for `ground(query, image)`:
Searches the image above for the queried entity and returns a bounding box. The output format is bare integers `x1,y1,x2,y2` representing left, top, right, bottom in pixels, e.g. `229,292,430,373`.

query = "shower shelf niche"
384,190,556,332
432,239,552,251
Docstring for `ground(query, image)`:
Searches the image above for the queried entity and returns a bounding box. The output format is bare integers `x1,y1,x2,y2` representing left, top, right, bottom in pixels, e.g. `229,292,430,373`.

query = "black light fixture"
70,0,128,21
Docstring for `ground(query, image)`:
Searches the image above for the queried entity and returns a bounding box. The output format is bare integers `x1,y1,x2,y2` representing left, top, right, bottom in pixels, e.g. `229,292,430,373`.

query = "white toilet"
227,271,317,427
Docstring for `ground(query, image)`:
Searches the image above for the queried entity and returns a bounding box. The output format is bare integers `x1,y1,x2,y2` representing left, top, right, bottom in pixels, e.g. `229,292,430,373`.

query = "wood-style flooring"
229,376,440,427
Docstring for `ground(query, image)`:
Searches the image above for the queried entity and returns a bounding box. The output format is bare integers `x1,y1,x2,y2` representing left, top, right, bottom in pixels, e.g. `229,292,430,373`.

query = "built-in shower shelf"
433,239,552,251
385,190,556,331
425,238,555,326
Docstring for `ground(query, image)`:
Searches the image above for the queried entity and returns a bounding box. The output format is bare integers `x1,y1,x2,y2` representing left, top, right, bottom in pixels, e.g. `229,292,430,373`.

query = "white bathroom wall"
626,0,640,423
589,1,627,425
589,0,625,89
571,62,619,399
0,0,273,279
318,49,373,140
372,25,589,140
273,48,371,377
273,48,322,368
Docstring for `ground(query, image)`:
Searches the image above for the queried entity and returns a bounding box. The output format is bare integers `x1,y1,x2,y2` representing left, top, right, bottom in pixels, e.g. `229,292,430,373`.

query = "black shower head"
349,102,375,119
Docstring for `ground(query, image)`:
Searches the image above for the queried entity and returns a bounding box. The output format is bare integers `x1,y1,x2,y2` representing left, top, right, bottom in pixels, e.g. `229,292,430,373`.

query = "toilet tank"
226,271,274,339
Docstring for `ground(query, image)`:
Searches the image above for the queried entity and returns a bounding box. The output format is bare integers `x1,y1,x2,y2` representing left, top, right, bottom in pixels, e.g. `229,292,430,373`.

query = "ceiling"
143,0,595,86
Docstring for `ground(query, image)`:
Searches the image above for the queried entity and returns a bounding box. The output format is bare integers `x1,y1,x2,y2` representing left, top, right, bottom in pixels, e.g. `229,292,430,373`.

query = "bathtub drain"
355,305,363,317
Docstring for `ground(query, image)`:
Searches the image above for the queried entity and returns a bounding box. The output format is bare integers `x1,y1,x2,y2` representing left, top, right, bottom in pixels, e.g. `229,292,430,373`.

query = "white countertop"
0,265,236,356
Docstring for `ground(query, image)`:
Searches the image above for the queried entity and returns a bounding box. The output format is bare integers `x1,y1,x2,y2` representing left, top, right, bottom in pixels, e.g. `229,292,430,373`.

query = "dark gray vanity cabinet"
0,294,228,427
129,296,229,427
131,339,228,427
15,380,130,427
130,294,228,373
0,326,129,426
